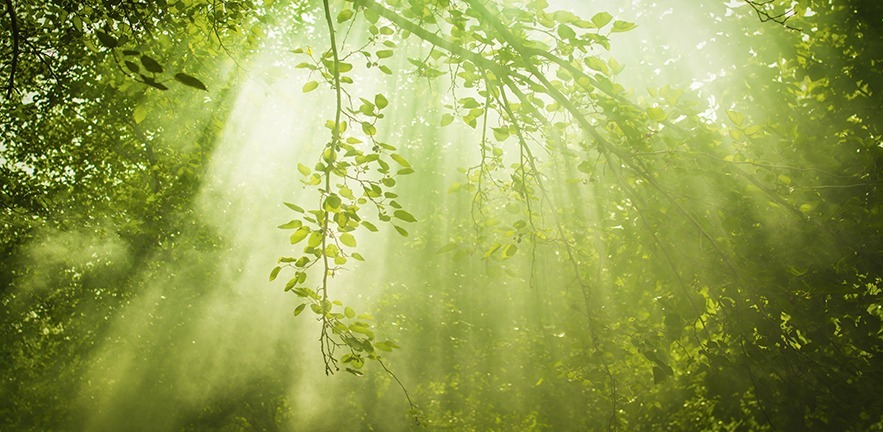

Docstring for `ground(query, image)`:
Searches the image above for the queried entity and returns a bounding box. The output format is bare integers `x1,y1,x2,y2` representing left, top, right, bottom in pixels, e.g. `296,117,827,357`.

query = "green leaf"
374,342,392,352
361,122,377,136
585,57,608,73
339,232,357,247
141,76,168,90
591,12,613,28
492,127,509,141
96,31,118,49
364,8,379,23
502,243,518,259
390,153,410,167
647,107,667,121
337,8,354,22
269,266,282,281
174,73,207,91
302,81,319,93
125,60,140,74
277,220,302,229
361,221,378,232
376,49,394,59
393,210,416,222
297,163,311,176
324,195,342,212
375,94,389,109
290,227,310,244
337,62,353,73
440,113,454,126
436,243,458,254
293,303,306,316
284,202,305,213
140,55,163,73
552,10,579,24
611,20,637,32
133,106,148,124
307,231,323,248
557,24,576,39
345,307,356,319
726,110,745,127
393,225,408,237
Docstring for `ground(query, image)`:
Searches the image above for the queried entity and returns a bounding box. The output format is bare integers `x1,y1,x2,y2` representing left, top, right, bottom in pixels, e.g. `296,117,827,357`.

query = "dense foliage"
1,0,881,430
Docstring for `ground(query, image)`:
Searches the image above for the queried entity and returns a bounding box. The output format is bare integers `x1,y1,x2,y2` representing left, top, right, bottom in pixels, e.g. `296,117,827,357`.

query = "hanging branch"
319,0,343,376
744,0,802,31
4,0,19,99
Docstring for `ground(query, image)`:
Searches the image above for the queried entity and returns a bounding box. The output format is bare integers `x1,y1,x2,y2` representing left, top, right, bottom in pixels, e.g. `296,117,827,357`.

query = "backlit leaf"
293,303,306,316
284,202,305,213
393,210,416,222
337,8,354,22
591,12,613,28
339,232,357,247
647,107,667,121
290,227,310,244
375,94,389,109
391,153,410,167
303,81,319,93
297,163,311,176
611,20,638,32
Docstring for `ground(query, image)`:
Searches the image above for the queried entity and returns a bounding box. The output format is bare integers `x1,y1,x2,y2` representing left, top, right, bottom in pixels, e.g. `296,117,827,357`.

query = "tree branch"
4,0,19,99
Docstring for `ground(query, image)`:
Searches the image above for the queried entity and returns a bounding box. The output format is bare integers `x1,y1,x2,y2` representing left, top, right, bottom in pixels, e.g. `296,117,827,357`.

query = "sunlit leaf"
611,20,637,32
393,225,408,237
324,195,342,212
277,220,302,229
726,110,745,127
293,303,306,316
391,153,410,167
297,163,311,176
133,106,147,124
339,232,357,247
284,202,305,213
502,243,518,259
647,107,667,121
303,81,319,93
375,94,389,109
337,8,354,22
290,227,310,244
591,12,613,28
393,210,416,222
493,128,509,141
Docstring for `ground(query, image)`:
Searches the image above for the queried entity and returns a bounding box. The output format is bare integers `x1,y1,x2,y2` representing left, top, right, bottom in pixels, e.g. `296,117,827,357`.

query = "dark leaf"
174,73,207,91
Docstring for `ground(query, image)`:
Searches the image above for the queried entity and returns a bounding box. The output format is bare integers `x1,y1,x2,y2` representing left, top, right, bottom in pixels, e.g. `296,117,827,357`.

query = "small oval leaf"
174,73,207,90
140,55,163,73
303,81,319,93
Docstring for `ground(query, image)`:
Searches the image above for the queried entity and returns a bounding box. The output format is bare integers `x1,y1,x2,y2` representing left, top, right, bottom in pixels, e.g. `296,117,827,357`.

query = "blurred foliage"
1,0,882,430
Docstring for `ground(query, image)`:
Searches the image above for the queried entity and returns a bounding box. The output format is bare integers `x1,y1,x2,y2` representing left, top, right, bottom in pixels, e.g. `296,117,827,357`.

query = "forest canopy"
1,0,882,430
